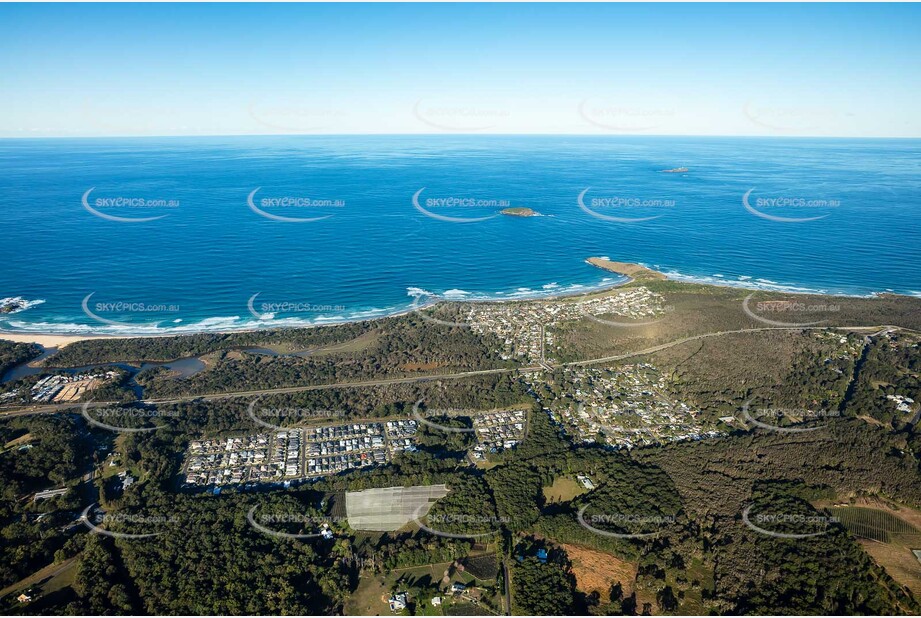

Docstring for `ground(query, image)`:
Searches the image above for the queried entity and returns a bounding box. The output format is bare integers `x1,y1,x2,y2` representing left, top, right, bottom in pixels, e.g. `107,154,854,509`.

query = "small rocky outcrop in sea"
501,207,540,217
0,297,44,314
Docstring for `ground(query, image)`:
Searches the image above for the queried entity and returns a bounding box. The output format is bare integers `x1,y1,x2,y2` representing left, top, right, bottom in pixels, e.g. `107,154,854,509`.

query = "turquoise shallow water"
0,135,919,335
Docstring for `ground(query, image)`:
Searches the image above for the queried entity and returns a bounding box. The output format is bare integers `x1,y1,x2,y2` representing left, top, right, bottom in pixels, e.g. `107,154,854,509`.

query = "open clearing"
822,498,921,594
3,432,33,450
345,558,488,616
560,543,637,600
542,476,587,504
345,570,392,616
0,557,77,599
858,540,921,594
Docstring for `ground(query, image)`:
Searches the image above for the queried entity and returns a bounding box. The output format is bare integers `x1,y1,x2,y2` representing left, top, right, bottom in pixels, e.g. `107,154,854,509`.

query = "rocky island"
586,257,668,282
500,207,540,217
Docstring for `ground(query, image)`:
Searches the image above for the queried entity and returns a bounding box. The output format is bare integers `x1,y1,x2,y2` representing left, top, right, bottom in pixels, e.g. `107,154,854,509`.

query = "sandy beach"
0,332,130,349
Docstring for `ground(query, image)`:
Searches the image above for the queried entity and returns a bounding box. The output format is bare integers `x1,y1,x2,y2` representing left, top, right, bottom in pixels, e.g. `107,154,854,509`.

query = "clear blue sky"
1,3,918,137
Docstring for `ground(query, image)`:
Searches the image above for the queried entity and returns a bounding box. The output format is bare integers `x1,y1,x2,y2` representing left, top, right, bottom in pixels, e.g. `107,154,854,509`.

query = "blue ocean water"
0,135,918,335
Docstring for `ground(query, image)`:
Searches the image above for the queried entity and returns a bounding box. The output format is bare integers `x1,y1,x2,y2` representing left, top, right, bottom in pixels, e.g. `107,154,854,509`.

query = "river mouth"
1,349,209,401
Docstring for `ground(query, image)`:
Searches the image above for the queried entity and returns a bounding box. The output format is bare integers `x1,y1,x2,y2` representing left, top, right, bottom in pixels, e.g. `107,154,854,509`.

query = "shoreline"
0,333,133,349
1,259,916,345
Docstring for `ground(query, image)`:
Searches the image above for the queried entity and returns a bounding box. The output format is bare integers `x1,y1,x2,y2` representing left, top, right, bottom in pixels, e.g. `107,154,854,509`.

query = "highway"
0,324,904,419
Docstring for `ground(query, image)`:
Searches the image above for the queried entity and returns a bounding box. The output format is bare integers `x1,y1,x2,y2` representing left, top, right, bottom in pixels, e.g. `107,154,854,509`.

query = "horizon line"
2,132,920,141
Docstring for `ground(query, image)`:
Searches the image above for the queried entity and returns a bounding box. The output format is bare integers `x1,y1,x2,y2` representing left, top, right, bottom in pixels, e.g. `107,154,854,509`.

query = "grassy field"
858,541,921,595
2,432,33,450
542,476,588,504
553,277,921,364
345,569,392,616
345,561,455,616
345,554,501,617
0,557,78,600
445,602,495,615
309,331,381,357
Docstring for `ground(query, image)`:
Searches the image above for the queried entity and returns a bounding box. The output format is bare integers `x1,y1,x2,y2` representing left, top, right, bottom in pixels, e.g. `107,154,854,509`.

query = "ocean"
1,135,919,335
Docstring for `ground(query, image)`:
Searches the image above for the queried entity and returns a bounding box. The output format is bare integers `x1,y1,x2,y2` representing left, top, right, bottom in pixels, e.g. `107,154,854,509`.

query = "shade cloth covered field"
345,484,449,531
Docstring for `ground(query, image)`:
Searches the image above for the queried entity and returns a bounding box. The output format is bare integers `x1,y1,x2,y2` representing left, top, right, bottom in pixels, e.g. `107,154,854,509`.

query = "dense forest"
0,415,94,589
849,332,921,427
0,340,39,378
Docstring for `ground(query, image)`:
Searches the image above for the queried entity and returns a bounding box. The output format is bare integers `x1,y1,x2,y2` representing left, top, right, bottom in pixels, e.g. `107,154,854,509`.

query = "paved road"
502,559,512,616
565,325,895,367
910,407,921,426
0,324,903,418
0,557,77,598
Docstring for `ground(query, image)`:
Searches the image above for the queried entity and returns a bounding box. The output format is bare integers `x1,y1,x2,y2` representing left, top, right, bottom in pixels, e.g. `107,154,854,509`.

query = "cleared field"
542,476,587,504
345,559,476,616
308,331,381,357
554,277,921,364
346,485,449,531
829,506,921,544
859,540,921,595
461,554,500,581
0,557,77,599
561,543,637,600
3,432,33,450
445,602,493,615
344,571,391,616
826,503,921,594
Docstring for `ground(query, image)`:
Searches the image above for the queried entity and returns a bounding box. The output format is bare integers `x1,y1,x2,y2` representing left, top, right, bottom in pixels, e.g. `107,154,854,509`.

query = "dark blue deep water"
1,135,918,334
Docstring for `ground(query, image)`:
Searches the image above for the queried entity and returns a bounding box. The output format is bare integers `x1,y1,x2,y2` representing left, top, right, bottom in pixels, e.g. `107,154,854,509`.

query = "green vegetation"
0,340,39,378
716,485,917,615
849,331,921,427
512,539,579,615
0,415,94,590
2,286,921,615
415,414,476,454
71,492,350,615
41,316,512,399
552,279,921,364
425,476,501,537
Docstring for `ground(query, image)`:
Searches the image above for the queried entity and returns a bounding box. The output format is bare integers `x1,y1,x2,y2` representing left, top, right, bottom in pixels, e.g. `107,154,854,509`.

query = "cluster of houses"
272,430,302,477
886,394,916,414
184,433,282,486
308,449,387,476
182,419,430,488
385,419,418,453
472,409,527,457
388,582,475,613
464,286,668,362
30,370,119,403
305,422,388,477
532,364,720,449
